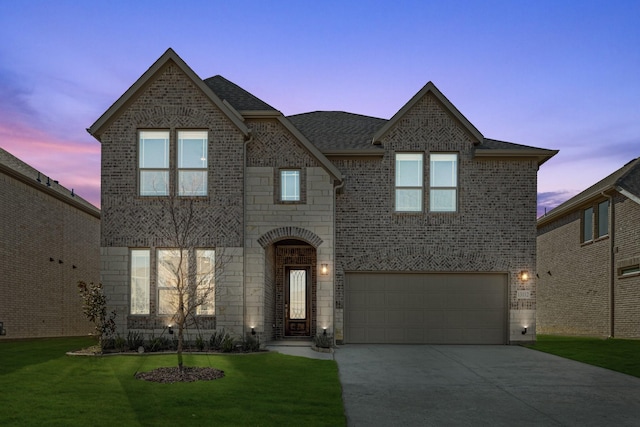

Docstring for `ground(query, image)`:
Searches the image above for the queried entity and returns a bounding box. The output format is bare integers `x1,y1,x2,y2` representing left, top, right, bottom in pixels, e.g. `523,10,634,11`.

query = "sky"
1,1,639,215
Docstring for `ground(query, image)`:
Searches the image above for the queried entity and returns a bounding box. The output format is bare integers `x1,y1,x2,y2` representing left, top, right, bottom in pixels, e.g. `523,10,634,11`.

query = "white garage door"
345,273,507,344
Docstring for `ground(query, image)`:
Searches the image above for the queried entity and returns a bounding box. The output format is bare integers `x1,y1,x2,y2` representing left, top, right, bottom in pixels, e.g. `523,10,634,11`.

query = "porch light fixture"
251,327,256,336
520,271,529,281
522,327,527,335
323,327,327,336
168,325,173,335
320,264,329,275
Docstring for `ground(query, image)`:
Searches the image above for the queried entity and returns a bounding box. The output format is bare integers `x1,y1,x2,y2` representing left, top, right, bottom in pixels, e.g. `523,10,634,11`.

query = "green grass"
0,337,345,426
527,335,640,378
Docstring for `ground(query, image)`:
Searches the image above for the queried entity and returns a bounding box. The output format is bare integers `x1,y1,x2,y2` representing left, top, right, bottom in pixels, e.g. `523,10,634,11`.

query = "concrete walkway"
265,340,334,360
335,345,640,426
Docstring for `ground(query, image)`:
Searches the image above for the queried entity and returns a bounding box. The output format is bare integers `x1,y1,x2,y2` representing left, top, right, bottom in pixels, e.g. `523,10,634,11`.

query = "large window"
582,200,609,243
196,249,216,315
597,200,609,238
157,249,187,315
430,153,457,212
139,131,169,196
281,170,300,201
178,131,208,196
130,250,150,315
395,153,423,212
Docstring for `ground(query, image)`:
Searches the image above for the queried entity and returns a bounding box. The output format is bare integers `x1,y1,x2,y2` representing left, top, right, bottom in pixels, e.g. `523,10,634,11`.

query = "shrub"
195,334,206,351
313,333,333,349
241,335,260,352
221,335,236,353
127,330,145,350
77,281,117,350
209,329,230,351
114,334,126,352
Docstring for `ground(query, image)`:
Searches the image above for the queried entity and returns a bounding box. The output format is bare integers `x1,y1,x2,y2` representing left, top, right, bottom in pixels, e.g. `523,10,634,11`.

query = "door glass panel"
289,269,306,319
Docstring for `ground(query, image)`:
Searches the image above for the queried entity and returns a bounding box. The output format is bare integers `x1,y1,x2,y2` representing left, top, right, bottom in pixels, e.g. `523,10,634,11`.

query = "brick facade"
0,151,100,339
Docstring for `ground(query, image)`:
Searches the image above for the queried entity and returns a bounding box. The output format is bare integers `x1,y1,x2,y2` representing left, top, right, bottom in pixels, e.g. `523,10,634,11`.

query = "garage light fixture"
320,264,329,275
520,271,529,281
522,327,527,335
168,325,173,335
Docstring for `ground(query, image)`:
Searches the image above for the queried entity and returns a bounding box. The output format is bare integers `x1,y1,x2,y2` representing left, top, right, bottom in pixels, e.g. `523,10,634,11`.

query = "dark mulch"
134,366,225,383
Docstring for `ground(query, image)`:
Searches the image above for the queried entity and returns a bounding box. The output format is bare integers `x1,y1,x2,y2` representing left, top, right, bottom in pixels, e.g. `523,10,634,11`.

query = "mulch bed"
134,366,225,383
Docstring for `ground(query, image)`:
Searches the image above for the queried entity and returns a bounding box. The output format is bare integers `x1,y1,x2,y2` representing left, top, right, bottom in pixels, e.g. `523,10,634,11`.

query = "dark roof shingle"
204,75,276,111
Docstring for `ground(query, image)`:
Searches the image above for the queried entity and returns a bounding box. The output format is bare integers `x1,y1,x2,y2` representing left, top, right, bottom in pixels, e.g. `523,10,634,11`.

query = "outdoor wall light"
323,327,327,336
522,327,527,335
168,325,173,335
520,271,529,281
320,264,329,275
251,327,256,336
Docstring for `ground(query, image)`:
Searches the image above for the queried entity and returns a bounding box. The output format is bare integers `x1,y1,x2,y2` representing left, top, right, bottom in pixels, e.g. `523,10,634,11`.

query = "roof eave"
323,149,385,158
88,48,250,141
474,149,559,167
537,185,615,227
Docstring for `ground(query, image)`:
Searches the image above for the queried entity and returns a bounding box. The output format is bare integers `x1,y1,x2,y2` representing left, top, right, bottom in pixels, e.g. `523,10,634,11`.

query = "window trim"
581,199,609,243
130,249,151,315
395,152,424,212
139,130,170,196
429,152,458,213
276,168,306,204
177,130,209,197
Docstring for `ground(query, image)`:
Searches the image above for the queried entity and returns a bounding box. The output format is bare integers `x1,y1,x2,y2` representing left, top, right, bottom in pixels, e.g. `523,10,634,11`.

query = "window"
281,170,300,201
395,153,423,212
583,207,594,242
430,153,457,212
139,131,169,196
130,250,150,315
178,131,208,196
620,265,640,276
157,249,187,315
597,200,609,238
196,249,216,315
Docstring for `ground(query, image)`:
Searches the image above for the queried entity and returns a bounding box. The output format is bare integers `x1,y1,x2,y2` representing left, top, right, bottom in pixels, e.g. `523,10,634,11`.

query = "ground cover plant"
527,335,640,378
0,337,345,426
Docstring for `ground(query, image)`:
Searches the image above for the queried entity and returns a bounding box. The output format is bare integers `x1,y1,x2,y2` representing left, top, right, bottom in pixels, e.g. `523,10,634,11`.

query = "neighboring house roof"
88,48,250,139
204,75,277,112
475,138,559,166
538,157,640,227
0,147,100,217
287,111,387,155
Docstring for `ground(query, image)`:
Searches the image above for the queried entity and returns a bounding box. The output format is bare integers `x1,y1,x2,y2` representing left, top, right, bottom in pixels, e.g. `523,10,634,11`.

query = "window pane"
281,170,300,201
130,250,150,315
140,171,169,195
598,201,609,238
179,171,207,196
396,153,423,187
431,154,457,187
139,131,169,168
289,269,306,320
430,189,457,212
157,249,187,315
396,189,422,211
178,131,208,168
196,250,215,315
584,207,593,241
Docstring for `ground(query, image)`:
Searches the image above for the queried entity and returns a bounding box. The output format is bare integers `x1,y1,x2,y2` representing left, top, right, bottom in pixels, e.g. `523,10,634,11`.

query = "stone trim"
257,227,324,249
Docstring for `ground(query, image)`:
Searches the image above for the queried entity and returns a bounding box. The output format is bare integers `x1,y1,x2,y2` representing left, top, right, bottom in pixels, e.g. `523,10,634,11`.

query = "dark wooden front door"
285,267,310,336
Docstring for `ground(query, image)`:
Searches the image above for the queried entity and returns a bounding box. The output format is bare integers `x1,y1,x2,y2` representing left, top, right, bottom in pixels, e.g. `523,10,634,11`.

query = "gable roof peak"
372,81,483,145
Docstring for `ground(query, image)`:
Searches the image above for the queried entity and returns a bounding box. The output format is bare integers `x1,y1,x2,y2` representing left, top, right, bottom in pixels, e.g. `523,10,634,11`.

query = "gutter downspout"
243,133,254,339
602,191,615,337
332,179,345,345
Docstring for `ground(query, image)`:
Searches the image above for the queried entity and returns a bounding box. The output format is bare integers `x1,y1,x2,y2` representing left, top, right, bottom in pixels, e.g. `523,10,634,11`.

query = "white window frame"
139,131,170,196
130,249,150,315
157,249,188,316
178,130,208,196
281,170,301,201
429,153,458,212
196,249,216,315
395,153,423,212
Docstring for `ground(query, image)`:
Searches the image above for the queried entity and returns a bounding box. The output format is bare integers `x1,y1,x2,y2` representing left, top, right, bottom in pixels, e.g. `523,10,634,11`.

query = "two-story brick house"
537,157,640,338
89,48,556,345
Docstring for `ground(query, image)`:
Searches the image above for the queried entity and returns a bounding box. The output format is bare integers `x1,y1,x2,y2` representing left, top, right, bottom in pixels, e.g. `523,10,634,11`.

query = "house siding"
0,168,99,339
333,93,538,343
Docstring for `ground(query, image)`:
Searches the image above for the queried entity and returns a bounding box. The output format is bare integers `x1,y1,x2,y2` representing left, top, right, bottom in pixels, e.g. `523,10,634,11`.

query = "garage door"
345,273,507,344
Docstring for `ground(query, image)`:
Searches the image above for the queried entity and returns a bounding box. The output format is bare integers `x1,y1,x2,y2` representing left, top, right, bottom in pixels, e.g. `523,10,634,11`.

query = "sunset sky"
1,1,638,215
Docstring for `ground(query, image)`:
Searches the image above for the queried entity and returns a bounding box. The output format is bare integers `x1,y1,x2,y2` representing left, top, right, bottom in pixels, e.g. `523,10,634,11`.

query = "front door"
285,267,310,336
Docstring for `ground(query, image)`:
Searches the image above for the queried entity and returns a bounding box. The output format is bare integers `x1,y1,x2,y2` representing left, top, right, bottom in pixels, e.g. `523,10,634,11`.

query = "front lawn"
0,337,345,426
527,335,640,378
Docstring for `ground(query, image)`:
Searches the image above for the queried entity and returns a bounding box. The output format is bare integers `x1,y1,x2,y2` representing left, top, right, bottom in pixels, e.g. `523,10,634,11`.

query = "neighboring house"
537,158,640,338
88,48,556,345
0,147,100,339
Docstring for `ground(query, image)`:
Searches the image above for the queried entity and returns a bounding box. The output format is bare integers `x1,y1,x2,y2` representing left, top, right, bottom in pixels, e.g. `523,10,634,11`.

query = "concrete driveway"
335,345,640,426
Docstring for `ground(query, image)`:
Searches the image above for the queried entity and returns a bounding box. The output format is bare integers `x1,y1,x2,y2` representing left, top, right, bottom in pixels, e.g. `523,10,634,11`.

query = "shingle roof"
0,147,100,216
287,111,387,152
538,157,640,226
204,75,277,112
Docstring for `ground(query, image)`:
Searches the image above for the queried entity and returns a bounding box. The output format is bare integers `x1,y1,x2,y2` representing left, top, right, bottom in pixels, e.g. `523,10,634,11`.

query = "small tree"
77,281,117,351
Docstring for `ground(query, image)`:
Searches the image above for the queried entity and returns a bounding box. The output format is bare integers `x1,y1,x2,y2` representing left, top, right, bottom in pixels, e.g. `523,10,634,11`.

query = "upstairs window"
597,200,609,238
178,131,208,196
583,207,594,242
139,131,169,196
281,170,301,201
395,153,423,212
582,200,609,243
430,153,458,212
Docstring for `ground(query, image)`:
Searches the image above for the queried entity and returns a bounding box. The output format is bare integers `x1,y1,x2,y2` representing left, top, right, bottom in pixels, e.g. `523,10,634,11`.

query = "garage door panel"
345,273,507,344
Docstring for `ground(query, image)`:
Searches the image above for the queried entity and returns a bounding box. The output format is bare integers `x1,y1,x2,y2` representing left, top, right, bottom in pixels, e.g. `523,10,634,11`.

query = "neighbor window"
620,265,640,277
583,207,594,242
139,131,169,196
395,153,423,212
196,249,216,315
130,249,150,315
281,170,300,201
430,153,457,212
597,200,609,238
178,131,208,196
157,249,187,316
